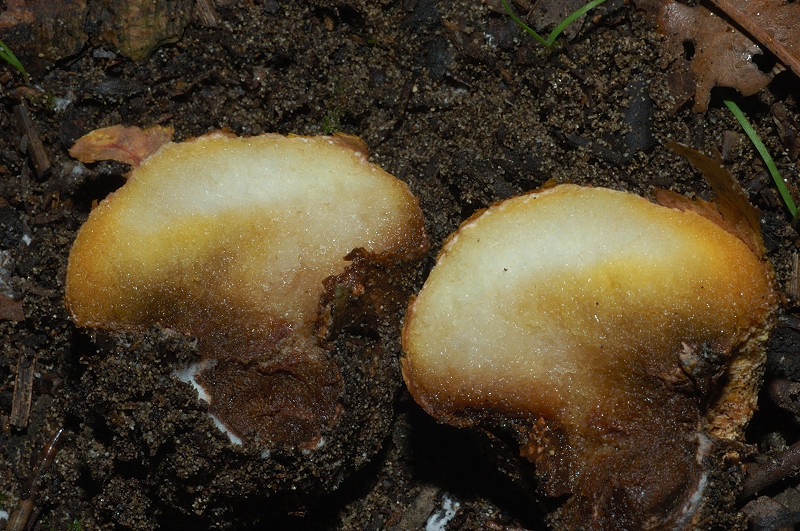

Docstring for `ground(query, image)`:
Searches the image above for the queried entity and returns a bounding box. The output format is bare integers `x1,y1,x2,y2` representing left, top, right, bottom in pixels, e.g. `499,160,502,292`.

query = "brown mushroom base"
401,185,777,530
446,360,755,530
514,341,760,528
520,406,747,529
65,248,423,518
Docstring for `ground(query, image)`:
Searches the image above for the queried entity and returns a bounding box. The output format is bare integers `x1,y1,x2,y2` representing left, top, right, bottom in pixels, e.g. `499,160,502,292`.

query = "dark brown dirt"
1,0,800,529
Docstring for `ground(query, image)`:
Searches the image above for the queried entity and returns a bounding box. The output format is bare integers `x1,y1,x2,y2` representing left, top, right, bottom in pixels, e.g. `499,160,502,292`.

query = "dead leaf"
0,0,88,75
642,0,800,111
662,141,764,257
0,0,192,66
92,0,193,62
708,0,800,80
69,125,174,167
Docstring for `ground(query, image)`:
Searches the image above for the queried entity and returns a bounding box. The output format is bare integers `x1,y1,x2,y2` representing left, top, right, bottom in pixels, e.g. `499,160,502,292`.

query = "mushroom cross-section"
402,184,776,529
66,132,428,449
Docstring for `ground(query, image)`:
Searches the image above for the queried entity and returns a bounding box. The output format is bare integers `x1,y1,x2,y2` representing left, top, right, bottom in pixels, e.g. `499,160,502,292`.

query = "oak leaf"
69,125,174,168
644,0,800,111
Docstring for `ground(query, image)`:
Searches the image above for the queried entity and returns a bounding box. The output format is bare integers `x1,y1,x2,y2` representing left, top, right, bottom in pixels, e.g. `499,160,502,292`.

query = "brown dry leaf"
93,0,193,62
0,0,88,74
649,0,800,111
660,141,764,257
0,0,191,66
69,125,174,167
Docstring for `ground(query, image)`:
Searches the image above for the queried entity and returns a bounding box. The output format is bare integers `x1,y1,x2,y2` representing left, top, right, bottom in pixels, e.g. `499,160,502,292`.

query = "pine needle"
501,0,607,50
724,99,798,219
0,40,29,83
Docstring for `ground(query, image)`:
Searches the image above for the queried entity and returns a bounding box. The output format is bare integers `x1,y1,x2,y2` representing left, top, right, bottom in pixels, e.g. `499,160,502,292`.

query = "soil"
1,0,799,529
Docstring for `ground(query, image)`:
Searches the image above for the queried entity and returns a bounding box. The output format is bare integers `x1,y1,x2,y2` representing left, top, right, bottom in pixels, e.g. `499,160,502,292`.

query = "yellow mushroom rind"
66,133,426,334
66,132,428,447
401,184,775,434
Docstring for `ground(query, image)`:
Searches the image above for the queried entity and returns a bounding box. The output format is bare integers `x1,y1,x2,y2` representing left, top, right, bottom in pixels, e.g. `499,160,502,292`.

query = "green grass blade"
500,0,549,48
546,0,608,46
724,99,798,219
0,40,28,83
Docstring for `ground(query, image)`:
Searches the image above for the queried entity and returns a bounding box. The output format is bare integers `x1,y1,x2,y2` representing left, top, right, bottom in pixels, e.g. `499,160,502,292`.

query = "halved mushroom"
402,184,776,529
66,132,428,449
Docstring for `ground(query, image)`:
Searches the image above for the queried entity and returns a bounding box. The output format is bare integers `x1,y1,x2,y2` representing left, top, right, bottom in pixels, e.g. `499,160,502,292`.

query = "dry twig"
12,102,50,178
740,439,800,501
6,428,65,531
195,0,220,27
9,349,35,429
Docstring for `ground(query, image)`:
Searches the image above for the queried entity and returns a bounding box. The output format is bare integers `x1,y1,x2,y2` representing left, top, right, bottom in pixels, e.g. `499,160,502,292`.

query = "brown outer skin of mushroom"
401,184,777,530
66,132,429,450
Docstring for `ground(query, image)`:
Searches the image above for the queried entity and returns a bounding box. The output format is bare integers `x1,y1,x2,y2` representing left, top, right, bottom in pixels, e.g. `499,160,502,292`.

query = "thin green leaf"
546,0,607,47
500,0,549,47
0,40,29,83
502,0,608,50
724,99,798,219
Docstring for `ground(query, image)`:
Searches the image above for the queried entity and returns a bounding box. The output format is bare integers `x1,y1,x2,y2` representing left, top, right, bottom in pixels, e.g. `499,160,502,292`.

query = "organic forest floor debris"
1,0,800,529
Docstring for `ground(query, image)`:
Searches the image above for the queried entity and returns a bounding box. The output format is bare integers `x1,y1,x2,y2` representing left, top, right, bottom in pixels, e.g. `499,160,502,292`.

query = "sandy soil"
1,0,799,529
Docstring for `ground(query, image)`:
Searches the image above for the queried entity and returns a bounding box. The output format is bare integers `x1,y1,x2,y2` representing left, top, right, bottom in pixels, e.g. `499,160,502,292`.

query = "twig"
709,0,800,79
787,252,800,303
9,349,35,429
6,428,65,531
13,102,51,178
194,0,220,27
740,438,800,501
768,378,800,417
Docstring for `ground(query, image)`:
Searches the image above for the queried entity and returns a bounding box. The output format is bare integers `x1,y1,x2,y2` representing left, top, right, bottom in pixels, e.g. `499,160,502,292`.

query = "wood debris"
10,349,36,429
13,103,50,178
